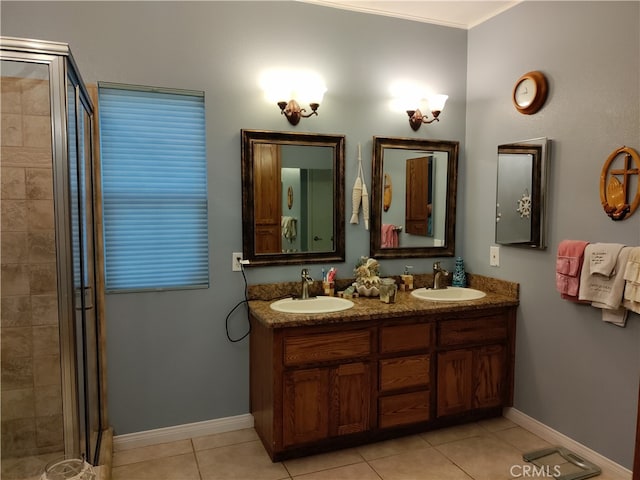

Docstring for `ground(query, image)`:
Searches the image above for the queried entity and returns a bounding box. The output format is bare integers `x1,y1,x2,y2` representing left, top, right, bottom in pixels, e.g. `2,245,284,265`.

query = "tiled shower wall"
1,75,65,459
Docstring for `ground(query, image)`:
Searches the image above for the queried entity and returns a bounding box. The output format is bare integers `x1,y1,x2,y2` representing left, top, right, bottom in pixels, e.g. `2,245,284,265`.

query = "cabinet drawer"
379,391,430,428
379,354,430,392
439,316,507,346
284,329,371,366
380,323,431,354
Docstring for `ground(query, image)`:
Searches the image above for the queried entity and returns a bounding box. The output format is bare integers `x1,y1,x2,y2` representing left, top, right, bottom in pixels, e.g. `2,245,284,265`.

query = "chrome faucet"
432,261,449,290
300,268,314,299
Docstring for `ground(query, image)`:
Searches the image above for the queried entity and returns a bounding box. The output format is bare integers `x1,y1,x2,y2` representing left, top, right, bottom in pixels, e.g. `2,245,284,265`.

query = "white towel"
281,216,297,242
622,246,640,313
623,247,640,283
587,242,625,276
579,245,631,326
601,307,628,327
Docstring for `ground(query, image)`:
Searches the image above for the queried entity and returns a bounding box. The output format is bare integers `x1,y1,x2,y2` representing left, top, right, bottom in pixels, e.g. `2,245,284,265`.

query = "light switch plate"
490,246,500,267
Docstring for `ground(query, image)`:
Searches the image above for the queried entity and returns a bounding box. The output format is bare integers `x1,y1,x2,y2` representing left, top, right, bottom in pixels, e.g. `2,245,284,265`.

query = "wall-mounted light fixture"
389,81,448,131
260,69,327,125
276,99,320,126
406,94,448,131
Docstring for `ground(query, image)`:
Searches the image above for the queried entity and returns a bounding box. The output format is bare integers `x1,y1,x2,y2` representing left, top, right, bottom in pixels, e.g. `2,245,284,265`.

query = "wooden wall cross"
600,146,640,220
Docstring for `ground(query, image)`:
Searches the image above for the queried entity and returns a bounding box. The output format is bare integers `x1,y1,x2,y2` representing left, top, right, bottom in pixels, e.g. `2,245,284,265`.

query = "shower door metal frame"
0,36,103,464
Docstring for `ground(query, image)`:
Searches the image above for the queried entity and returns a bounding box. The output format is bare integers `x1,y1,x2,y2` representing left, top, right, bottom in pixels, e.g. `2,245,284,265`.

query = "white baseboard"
113,413,254,452
504,407,632,480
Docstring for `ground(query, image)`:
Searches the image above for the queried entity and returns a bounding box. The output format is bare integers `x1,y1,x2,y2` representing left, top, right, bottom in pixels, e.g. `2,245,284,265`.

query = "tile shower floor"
110,417,627,480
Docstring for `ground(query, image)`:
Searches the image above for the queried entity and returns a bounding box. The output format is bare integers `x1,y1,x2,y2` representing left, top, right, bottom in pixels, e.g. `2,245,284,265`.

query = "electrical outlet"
490,246,500,267
232,252,243,272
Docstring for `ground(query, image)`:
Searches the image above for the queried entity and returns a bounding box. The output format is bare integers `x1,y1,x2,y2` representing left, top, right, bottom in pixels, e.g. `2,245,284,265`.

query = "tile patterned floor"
111,417,627,480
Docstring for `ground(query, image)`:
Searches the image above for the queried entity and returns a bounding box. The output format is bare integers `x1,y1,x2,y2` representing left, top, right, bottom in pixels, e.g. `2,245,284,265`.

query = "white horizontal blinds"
99,84,209,292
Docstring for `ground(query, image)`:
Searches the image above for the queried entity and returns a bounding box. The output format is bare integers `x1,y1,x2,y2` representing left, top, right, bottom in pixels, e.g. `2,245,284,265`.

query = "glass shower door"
67,72,102,465
1,37,105,478
0,57,66,479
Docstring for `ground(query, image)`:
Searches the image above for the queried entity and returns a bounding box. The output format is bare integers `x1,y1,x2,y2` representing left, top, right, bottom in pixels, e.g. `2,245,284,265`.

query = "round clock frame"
512,70,548,115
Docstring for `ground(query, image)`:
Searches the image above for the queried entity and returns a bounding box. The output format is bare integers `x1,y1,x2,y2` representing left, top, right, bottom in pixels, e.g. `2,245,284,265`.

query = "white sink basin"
411,287,486,302
270,296,355,314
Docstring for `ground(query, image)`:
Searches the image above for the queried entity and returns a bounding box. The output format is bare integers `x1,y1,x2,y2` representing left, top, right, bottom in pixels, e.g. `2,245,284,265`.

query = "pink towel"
556,240,589,302
381,224,399,248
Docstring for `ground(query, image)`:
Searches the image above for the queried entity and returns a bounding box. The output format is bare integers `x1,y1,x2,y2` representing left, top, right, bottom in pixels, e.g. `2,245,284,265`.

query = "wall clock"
512,71,548,115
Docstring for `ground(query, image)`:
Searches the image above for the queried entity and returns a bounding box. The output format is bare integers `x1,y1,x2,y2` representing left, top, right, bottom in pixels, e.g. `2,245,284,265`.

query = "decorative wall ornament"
517,188,532,218
600,146,640,221
383,173,393,212
287,186,293,210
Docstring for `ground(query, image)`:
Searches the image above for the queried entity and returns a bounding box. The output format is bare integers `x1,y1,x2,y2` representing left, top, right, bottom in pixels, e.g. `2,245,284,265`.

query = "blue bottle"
452,257,466,287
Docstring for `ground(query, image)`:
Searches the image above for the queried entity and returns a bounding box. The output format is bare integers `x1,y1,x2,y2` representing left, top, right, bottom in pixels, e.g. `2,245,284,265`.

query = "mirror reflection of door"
308,169,333,251
405,156,433,237
280,145,334,254
281,169,301,253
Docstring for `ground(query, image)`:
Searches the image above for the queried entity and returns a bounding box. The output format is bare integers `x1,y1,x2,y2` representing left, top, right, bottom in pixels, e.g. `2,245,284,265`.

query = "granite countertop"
248,274,519,328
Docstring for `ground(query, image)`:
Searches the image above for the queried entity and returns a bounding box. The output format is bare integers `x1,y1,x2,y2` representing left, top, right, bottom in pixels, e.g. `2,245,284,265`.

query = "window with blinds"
98,83,209,292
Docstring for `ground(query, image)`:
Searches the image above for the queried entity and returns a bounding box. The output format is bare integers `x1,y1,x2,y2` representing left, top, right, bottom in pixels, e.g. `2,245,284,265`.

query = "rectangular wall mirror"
371,136,459,258
241,129,345,266
495,137,550,249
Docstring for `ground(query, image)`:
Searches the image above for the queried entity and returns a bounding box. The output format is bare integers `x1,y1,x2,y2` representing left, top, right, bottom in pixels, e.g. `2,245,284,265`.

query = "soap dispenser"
400,265,414,291
452,257,467,287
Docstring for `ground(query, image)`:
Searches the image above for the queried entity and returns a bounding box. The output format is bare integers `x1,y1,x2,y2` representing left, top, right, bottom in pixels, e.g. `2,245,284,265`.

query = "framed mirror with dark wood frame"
371,136,459,259
241,129,345,266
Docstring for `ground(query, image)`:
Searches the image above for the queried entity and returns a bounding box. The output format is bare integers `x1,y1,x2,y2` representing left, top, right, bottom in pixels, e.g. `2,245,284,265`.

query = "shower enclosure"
1,37,107,479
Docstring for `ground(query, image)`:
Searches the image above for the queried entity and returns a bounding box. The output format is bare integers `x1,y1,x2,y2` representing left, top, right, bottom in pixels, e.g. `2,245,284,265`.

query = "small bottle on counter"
452,257,467,287
323,267,336,296
400,265,414,291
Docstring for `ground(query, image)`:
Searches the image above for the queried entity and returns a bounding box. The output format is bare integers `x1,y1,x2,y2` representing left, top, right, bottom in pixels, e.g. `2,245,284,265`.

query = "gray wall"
1,0,467,433
465,1,639,469
2,0,638,469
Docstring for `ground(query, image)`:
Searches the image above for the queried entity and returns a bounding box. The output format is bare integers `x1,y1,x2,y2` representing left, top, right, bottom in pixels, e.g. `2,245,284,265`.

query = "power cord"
224,258,292,343
225,260,251,342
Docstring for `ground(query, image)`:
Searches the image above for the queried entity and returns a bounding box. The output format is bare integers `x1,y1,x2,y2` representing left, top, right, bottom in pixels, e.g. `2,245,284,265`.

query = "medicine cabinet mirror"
241,129,345,266
370,136,459,258
495,137,550,249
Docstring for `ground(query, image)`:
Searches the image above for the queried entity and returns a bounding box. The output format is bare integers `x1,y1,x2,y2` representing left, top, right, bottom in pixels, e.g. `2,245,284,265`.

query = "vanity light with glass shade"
259,68,327,125
406,94,448,130
388,81,448,131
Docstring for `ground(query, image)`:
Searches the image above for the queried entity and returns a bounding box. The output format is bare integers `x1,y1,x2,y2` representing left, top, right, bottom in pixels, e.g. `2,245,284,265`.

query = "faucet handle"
433,261,441,271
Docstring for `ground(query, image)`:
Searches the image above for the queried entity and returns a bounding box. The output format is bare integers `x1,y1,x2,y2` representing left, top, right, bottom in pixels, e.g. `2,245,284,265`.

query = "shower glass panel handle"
74,287,94,310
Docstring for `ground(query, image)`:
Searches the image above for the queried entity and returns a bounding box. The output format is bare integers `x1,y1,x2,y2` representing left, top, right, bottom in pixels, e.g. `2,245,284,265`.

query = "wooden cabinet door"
283,368,329,446
405,156,431,236
254,143,281,254
473,345,505,409
330,362,371,436
437,349,473,417
283,363,370,447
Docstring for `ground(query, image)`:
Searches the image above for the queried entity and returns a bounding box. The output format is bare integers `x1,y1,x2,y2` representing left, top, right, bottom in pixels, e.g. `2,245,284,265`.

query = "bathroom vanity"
248,275,519,461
